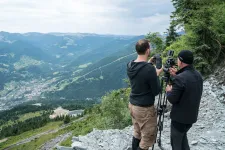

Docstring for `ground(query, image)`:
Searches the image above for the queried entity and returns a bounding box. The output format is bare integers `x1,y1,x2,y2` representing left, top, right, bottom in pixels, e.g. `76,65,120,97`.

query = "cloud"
0,0,174,35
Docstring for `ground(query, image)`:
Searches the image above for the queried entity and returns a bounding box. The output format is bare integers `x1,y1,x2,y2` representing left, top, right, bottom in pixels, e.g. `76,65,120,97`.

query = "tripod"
152,74,171,150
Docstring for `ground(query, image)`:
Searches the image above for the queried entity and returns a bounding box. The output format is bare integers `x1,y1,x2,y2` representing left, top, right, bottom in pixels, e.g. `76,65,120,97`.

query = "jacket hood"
127,60,148,79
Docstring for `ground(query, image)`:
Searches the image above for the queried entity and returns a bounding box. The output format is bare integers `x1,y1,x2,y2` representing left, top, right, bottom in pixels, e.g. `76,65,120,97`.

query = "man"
166,50,203,150
127,39,162,150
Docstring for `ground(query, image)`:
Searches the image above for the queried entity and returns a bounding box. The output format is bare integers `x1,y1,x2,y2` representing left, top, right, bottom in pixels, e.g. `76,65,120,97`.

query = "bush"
64,115,71,124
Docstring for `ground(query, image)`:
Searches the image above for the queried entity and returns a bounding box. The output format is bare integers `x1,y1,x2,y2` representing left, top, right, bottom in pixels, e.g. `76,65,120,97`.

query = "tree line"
146,0,225,74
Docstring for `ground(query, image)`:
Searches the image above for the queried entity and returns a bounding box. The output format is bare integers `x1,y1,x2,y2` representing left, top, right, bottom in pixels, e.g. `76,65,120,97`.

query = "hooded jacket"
127,60,161,107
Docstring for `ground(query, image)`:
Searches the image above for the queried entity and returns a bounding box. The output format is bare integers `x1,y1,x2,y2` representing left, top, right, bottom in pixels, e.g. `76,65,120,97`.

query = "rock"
191,141,198,145
72,141,87,150
221,86,225,91
204,81,210,87
72,136,79,142
199,138,208,144
200,126,205,129
164,112,170,118
56,146,73,150
209,90,217,97
126,147,132,150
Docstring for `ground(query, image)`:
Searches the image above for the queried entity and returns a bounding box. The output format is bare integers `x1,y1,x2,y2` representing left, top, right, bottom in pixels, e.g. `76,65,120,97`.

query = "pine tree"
168,0,225,74
145,32,164,52
166,20,179,47
64,115,71,124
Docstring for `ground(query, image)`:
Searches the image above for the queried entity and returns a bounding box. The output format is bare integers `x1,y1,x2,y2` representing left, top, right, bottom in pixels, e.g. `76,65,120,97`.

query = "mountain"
0,31,144,110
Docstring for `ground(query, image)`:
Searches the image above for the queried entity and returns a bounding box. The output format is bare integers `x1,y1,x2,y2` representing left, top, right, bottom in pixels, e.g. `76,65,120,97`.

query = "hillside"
0,32,143,110
0,64,224,150
57,63,225,150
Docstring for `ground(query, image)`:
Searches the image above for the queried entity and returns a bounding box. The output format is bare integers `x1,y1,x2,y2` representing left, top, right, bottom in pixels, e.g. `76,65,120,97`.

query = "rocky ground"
57,66,225,150
40,132,72,150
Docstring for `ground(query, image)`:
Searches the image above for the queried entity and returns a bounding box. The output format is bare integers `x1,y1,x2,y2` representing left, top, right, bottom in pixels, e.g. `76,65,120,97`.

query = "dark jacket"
167,65,203,124
127,60,161,107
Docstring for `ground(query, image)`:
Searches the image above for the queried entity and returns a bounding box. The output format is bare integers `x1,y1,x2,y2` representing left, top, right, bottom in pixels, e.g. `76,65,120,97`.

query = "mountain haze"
0,31,143,110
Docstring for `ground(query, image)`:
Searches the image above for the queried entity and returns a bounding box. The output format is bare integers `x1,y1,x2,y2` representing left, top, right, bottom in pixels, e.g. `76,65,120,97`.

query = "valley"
0,31,142,149
0,31,143,110
0,0,224,150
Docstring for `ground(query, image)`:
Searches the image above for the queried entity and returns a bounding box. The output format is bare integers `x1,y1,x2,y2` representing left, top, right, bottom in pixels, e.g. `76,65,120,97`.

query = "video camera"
163,50,176,79
152,54,162,69
152,50,176,80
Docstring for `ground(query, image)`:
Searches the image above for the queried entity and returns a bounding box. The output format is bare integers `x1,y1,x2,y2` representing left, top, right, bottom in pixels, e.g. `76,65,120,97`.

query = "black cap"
178,50,194,64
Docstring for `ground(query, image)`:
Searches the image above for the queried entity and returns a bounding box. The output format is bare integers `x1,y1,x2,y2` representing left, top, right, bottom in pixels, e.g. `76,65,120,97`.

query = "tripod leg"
153,77,169,150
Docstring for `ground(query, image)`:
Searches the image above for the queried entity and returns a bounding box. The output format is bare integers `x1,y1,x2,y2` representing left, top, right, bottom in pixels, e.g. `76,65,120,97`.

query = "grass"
0,120,14,129
10,122,76,150
3,116,89,150
58,80,70,90
78,63,92,69
0,111,42,129
73,69,82,75
0,121,63,149
0,81,18,96
10,129,66,150
55,115,100,147
0,68,8,72
18,111,42,122
14,55,42,70
100,75,104,79
53,72,59,75
1,88,131,149
60,135,72,147
72,77,80,82
2,114,109,150
58,116,98,147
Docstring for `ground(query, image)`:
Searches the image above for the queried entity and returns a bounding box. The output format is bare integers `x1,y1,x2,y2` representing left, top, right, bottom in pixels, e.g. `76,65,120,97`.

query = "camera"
152,54,162,69
151,50,176,81
152,50,175,71
163,50,176,76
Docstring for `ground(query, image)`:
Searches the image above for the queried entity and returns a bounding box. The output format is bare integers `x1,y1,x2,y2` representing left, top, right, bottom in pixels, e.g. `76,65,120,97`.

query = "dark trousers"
170,120,192,150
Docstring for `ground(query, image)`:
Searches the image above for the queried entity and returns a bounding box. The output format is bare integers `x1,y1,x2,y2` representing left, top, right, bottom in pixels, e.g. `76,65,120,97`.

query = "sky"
0,0,174,35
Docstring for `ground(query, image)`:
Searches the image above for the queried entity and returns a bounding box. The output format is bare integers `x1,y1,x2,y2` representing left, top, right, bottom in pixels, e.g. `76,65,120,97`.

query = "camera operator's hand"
166,85,172,92
156,67,163,76
169,67,177,76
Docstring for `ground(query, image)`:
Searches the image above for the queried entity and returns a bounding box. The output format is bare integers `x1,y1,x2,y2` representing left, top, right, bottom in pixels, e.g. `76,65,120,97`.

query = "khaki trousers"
129,103,157,150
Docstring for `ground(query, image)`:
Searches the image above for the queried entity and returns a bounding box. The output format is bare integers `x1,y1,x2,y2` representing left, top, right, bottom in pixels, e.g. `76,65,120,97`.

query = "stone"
221,86,225,91
71,141,87,150
126,147,132,150
211,138,217,143
56,146,73,150
204,81,210,86
199,138,208,144
72,137,79,142
191,141,198,145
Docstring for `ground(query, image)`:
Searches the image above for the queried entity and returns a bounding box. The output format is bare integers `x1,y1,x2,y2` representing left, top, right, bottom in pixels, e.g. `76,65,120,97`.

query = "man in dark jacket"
127,39,162,150
166,50,203,150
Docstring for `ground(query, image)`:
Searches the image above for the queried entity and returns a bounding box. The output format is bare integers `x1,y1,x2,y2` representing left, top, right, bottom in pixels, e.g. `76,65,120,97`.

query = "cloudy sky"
0,0,174,35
